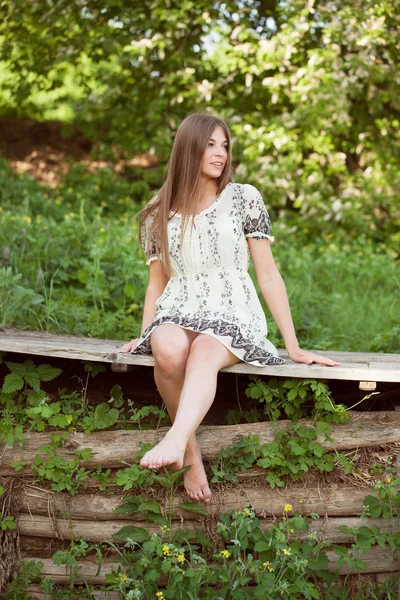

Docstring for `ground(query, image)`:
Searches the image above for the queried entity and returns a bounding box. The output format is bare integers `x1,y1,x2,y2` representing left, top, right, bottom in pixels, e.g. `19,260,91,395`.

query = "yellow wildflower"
385,477,392,483
243,508,252,516
263,561,274,572
282,548,291,556
163,545,170,555
283,504,293,512
118,573,129,581
220,550,230,559
23,216,32,224
156,592,165,600
177,554,184,563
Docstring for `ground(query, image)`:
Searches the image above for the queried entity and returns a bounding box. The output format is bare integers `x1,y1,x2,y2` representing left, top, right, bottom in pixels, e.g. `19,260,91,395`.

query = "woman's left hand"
288,347,340,366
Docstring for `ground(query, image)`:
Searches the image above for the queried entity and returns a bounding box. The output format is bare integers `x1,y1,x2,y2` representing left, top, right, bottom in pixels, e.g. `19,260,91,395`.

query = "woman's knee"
188,334,239,369
151,326,190,375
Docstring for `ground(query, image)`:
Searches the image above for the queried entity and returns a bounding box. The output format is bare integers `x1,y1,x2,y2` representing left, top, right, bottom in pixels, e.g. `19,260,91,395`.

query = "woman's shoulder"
230,182,260,195
230,182,262,204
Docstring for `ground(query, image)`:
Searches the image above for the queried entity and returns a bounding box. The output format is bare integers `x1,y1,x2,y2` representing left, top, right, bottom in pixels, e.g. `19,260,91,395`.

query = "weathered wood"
21,558,121,584
20,485,374,520
18,513,397,544
1,329,399,381
326,547,400,574
21,546,400,580
27,586,119,600
2,412,399,475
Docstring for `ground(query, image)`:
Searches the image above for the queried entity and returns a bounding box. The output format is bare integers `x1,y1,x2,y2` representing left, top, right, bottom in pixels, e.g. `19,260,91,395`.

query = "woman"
120,112,339,502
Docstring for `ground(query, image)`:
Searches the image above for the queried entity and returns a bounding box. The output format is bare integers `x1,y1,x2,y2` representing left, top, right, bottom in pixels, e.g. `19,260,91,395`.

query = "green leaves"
112,525,148,543
93,403,119,429
2,360,62,395
2,372,24,394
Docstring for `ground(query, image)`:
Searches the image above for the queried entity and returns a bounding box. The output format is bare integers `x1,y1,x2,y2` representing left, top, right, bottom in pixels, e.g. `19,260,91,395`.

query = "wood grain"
2,411,399,475
20,546,400,580
1,329,399,381
18,513,397,544
20,485,374,520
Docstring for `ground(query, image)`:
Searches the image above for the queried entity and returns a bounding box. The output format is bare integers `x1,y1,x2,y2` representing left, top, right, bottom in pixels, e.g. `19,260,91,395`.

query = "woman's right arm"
120,260,169,352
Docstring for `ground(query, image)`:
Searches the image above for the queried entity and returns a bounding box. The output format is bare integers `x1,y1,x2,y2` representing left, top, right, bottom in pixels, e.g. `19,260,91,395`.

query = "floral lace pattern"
133,182,284,367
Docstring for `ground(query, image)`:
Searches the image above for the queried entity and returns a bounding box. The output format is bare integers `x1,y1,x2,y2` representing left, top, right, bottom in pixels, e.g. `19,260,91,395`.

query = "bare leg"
150,325,212,501
140,334,240,473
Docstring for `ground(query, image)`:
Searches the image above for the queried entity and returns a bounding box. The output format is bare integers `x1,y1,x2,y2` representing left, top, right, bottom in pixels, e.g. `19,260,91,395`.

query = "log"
21,546,400,580
20,485,374,520
18,514,397,544
20,558,120,584
27,586,119,600
326,546,400,574
1,329,399,382
2,411,400,475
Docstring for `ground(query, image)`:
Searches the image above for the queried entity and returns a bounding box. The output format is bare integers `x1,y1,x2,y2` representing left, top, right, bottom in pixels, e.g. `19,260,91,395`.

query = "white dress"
132,182,284,367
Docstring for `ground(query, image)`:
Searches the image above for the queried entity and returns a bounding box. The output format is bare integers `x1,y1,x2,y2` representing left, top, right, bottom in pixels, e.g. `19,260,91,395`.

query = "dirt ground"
0,117,157,187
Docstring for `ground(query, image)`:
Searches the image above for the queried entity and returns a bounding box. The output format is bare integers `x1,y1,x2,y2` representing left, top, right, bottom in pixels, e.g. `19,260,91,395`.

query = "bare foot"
140,435,185,470
183,442,212,503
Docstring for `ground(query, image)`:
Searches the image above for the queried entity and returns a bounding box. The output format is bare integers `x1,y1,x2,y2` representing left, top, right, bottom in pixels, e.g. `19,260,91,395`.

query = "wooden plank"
27,586,119,600
20,485,374,520
1,411,399,475
18,513,397,544
21,558,121,585
326,547,400,575
21,547,400,580
1,329,399,381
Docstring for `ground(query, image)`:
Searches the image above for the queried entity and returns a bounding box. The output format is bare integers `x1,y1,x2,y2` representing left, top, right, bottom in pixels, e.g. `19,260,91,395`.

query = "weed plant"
5,472,400,599
1,358,400,597
0,159,398,351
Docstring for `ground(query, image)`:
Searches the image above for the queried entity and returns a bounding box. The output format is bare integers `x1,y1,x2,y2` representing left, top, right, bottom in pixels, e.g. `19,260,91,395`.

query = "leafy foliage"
1,1,399,245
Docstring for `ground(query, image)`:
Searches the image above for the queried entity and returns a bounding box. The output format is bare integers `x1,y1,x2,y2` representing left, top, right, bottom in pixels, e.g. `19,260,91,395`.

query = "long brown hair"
138,111,233,278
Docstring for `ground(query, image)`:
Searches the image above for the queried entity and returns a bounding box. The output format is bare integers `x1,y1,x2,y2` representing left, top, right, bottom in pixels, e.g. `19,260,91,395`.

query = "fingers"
119,339,139,353
309,354,340,367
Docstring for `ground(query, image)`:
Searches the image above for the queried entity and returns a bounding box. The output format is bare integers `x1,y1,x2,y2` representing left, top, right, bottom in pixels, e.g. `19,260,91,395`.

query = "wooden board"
1,411,399,475
27,587,119,600
20,484,375,519
20,547,400,579
1,329,399,382
17,513,397,544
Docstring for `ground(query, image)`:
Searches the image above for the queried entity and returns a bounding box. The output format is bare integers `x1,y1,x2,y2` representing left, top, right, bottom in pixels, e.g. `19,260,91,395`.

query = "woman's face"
200,126,229,180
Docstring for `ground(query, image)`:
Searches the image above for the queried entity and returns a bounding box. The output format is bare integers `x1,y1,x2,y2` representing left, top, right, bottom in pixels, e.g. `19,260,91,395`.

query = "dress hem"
131,315,285,367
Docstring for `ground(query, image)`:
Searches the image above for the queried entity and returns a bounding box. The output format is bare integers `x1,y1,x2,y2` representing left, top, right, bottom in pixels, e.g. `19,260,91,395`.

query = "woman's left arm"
248,238,340,366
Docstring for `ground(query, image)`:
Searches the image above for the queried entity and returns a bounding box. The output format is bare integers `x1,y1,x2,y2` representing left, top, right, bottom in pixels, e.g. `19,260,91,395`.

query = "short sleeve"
241,184,274,242
140,211,161,266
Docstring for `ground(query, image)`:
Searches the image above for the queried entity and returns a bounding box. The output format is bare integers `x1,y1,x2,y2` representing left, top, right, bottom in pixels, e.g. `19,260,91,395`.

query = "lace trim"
132,315,284,366
243,211,272,238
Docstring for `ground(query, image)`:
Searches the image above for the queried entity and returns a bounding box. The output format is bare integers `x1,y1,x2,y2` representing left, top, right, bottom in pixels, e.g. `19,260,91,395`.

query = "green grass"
0,158,398,352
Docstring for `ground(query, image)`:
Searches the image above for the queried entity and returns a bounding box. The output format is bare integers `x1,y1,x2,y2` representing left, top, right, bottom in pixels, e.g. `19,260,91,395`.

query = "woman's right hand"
120,338,140,353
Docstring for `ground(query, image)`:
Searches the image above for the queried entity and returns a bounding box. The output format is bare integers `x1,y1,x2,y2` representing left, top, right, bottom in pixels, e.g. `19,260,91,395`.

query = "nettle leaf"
137,500,161,514
37,364,62,382
112,526,148,542
113,497,144,515
24,371,41,392
179,501,209,517
94,404,119,429
5,361,27,376
146,513,168,526
2,373,24,394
